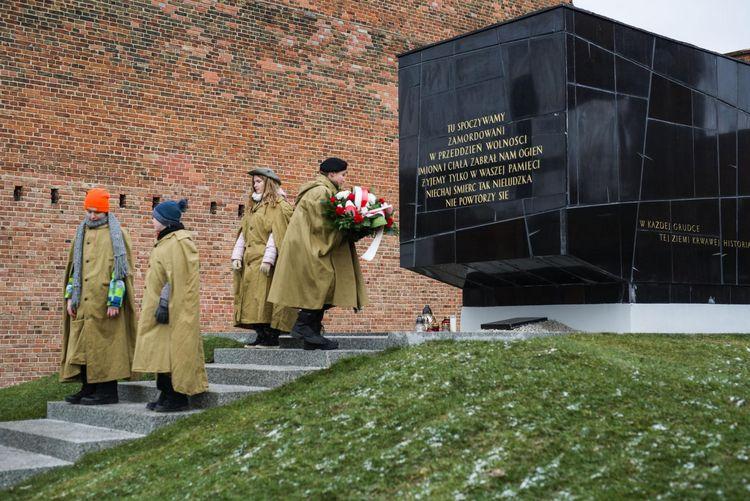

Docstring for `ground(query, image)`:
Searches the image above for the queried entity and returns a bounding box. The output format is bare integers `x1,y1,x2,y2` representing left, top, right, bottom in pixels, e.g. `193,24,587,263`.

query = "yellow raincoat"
132,229,208,396
268,174,368,310
233,196,298,331
59,224,137,384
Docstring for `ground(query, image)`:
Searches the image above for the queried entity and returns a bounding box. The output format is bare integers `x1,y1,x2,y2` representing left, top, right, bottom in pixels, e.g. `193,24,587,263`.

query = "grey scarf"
70,213,129,309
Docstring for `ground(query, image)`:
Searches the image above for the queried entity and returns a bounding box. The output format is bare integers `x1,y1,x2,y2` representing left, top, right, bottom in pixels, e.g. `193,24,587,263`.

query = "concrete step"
279,335,393,351
0,419,142,463
214,348,375,367
0,444,72,489
206,363,317,387
47,402,200,435
118,381,267,409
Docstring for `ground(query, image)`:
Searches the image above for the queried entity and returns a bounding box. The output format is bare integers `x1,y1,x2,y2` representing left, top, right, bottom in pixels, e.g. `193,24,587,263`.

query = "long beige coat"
132,230,208,396
233,197,297,331
59,224,137,384
268,174,368,310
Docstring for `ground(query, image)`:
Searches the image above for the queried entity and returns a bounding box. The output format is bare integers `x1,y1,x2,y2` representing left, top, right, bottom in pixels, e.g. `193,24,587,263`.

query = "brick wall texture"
727,50,750,63
0,0,568,387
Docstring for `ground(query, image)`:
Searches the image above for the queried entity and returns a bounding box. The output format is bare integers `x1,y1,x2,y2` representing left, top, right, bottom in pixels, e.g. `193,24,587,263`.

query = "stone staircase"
0,334,391,489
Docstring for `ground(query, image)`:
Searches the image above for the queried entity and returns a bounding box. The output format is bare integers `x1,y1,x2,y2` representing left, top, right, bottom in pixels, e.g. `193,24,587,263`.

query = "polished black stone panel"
642,120,694,200
616,56,649,97
738,198,750,285
648,74,692,126
632,230,672,283
718,103,738,197
738,113,750,195
692,92,718,130
414,233,455,267
497,7,564,44
455,46,503,88
574,37,615,91
614,23,653,68
717,56,738,106
653,37,717,96
453,27,496,54
398,66,420,139
721,198,737,284
399,5,750,306
421,58,454,96
567,205,622,277
566,84,579,205
501,34,566,121
527,210,561,256
573,10,613,50
693,129,719,197
419,92,456,139
455,78,507,124
400,242,415,268
576,86,617,204
416,209,455,238
455,219,529,263
617,95,647,201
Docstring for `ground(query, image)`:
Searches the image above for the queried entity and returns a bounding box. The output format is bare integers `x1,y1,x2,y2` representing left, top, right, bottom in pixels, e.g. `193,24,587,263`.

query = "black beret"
320,157,348,173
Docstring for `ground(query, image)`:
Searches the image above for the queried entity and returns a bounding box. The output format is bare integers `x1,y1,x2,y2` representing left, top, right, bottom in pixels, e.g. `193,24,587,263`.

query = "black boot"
80,380,118,405
259,326,280,347
244,325,268,348
155,394,189,412
301,310,339,351
65,366,96,404
146,393,166,411
147,373,170,410
290,309,320,341
152,373,189,412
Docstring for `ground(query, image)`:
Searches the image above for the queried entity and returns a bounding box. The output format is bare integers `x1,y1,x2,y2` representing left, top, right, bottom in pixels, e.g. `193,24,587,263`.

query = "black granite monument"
398,5,750,307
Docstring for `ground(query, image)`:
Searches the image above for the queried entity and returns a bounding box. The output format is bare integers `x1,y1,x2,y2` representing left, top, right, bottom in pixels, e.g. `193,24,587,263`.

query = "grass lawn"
0,336,242,422
3,334,750,498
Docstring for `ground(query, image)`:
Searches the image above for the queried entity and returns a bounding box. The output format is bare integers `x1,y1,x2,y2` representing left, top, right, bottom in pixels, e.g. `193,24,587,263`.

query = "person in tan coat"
231,167,297,348
132,198,208,412
268,157,368,350
60,188,136,405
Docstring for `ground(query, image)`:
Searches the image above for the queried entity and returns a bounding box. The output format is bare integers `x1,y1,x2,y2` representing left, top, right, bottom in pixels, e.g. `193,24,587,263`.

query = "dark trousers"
81,365,117,396
156,373,188,405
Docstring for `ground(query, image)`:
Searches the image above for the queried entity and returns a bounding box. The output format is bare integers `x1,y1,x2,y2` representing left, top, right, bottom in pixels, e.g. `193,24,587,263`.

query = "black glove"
155,297,169,324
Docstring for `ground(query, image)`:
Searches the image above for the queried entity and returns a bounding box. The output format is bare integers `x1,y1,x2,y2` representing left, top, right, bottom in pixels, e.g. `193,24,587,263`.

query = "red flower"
386,217,394,227
335,206,345,216
378,197,385,204
360,199,368,208
330,196,336,203
354,213,364,223
347,193,355,201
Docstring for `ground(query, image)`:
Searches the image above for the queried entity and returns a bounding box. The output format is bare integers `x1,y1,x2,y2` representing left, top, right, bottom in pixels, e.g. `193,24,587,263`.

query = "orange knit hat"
84,188,110,213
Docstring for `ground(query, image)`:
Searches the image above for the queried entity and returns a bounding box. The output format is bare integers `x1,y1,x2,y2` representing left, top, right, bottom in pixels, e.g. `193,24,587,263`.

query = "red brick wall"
727,50,750,63
0,0,568,387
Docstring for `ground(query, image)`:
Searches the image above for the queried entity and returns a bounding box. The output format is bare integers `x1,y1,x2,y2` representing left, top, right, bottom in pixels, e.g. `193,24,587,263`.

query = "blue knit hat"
153,198,188,227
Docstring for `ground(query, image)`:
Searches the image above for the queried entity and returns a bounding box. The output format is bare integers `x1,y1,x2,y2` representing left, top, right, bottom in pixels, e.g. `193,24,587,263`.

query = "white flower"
345,200,356,208
336,190,350,200
367,193,377,204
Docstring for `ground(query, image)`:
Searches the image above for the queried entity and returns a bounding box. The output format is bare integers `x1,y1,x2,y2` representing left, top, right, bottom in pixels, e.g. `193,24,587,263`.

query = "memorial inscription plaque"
398,5,750,310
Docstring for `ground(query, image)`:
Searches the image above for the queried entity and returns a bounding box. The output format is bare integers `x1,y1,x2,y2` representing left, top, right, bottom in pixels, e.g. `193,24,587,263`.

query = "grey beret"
247,167,281,184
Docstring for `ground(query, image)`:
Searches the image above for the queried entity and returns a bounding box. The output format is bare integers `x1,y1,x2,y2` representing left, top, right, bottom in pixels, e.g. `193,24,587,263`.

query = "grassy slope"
0,336,242,422
4,335,750,499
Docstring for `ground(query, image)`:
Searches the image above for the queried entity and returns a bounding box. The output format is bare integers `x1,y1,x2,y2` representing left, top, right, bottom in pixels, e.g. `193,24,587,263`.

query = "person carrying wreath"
268,157,368,350
60,188,136,405
231,167,297,347
132,198,208,412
